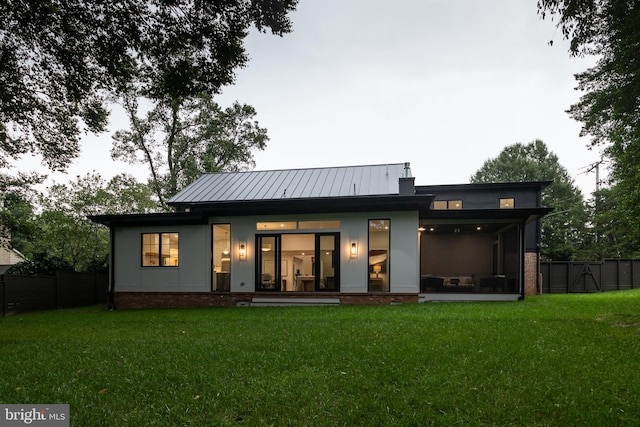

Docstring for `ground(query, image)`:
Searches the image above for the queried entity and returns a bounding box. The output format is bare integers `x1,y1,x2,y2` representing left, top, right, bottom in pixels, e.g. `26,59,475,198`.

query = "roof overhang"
421,207,553,224
89,212,209,228
416,180,553,193
175,194,436,217
90,194,436,227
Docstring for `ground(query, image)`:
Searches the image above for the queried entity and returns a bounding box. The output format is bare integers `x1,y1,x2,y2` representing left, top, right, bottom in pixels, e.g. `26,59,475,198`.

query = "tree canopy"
471,140,587,261
537,0,640,255
3,172,157,273
0,0,297,170
112,94,268,208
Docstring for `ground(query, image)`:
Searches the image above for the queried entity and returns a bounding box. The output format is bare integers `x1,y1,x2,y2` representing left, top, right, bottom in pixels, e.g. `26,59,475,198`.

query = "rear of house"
90,163,550,308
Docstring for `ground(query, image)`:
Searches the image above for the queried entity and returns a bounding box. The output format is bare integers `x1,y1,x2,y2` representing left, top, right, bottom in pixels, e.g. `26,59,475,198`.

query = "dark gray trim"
89,195,435,228
416,181,553,193
174,195,436,216
421,207,552,223
89,212,208,227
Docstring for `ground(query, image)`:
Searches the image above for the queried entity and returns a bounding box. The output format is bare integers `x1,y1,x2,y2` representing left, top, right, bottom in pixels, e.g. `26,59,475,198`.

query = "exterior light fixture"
350,242,358,258
239,243,246,259
418,226,426,232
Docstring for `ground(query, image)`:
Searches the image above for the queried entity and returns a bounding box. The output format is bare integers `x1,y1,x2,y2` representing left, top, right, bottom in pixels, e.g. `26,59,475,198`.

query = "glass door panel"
317,234,339,291
284,234,314,291
257,235,279,291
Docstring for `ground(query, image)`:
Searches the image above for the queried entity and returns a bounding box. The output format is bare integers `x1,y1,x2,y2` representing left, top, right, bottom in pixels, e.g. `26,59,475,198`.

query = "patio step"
419,293,522,302
250,297,340,307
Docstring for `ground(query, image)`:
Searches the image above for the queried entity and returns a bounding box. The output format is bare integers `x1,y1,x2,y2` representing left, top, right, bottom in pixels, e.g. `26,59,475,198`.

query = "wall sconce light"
373,264,381,278
239,243,246,260
350,242,358,258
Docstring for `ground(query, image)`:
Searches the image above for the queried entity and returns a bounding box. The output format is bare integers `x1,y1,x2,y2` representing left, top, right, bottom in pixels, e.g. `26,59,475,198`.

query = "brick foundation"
113,292,419,309
524,252,539,296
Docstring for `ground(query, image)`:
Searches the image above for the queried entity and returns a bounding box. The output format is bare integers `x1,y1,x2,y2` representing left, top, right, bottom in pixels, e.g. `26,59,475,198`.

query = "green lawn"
1,290,640,426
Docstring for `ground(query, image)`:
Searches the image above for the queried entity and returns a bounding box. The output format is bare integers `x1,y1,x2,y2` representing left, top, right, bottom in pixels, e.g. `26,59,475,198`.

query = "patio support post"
520,221,526,300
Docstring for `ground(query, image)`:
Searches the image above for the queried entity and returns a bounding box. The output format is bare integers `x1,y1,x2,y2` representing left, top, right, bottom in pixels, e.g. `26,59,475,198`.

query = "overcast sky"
24,0,604,196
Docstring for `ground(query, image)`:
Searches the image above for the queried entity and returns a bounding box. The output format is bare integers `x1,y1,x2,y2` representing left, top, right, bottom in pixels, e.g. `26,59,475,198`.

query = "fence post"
55,271,61,310
94,271,99,305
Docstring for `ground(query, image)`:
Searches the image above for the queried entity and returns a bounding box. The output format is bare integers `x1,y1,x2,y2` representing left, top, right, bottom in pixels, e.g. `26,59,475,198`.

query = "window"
500,198,515,209
448,200,462,209
256,221,297,231
433,200,463,210
256,220,341,230
212,224,231,291
298,220,340,229
433,200,447,210
369,219,390,292
142,233,179,267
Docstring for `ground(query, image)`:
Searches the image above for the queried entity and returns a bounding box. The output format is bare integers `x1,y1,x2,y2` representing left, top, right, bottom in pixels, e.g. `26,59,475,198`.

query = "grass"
1,291,640,426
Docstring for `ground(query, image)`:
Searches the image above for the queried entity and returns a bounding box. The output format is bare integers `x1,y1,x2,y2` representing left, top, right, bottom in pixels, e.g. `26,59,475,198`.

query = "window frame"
368,218,390,292
212,224,231,291
448,200,463,209
500,198,515,209
141,232,179,267
433,200,447,210
432,200,463,210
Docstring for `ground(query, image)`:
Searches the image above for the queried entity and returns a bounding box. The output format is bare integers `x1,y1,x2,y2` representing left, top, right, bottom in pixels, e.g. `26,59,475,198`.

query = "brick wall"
114,292,419,309
524,252,539,296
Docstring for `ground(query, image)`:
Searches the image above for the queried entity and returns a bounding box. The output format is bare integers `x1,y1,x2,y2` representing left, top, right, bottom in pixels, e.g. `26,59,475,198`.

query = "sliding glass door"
256,233,339,292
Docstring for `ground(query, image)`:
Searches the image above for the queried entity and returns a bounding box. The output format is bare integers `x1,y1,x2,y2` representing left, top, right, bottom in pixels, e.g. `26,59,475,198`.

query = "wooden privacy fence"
541,259,640,294
0,271,108,317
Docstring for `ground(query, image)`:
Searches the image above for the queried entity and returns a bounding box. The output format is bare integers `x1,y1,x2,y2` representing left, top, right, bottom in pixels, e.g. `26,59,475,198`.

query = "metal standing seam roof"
168,163,411,204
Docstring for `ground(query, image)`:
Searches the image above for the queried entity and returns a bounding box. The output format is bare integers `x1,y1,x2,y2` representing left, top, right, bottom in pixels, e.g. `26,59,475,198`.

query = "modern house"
90,163,551,308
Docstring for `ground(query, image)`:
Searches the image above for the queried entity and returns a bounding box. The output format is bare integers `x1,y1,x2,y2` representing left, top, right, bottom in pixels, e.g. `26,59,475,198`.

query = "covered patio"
419,208,549,301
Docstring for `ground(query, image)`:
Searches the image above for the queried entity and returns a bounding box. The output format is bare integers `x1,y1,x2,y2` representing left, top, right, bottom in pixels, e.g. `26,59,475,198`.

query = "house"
89,163,551,308
0,227,26,274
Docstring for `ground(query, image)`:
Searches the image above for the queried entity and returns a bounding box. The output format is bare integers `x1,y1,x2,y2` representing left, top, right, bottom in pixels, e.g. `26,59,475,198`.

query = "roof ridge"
200,163,407,176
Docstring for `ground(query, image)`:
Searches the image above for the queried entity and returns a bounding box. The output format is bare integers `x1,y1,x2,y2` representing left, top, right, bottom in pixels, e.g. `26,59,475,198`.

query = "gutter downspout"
519,221,526,301
107,227,116,310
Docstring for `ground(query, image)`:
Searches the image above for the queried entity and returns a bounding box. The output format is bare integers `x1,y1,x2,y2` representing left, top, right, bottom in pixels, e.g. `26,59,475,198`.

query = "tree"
537,0,640,253
112,94,268,208
582,185,640,259
1,0,297,171
0,190,37,256
470,140,587,261
0,172,43,250
583,188,617,259
20,173,157,272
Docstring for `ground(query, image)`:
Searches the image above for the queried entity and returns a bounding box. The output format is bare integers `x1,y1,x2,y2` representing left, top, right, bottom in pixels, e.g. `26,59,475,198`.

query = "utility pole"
581,158,604,243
